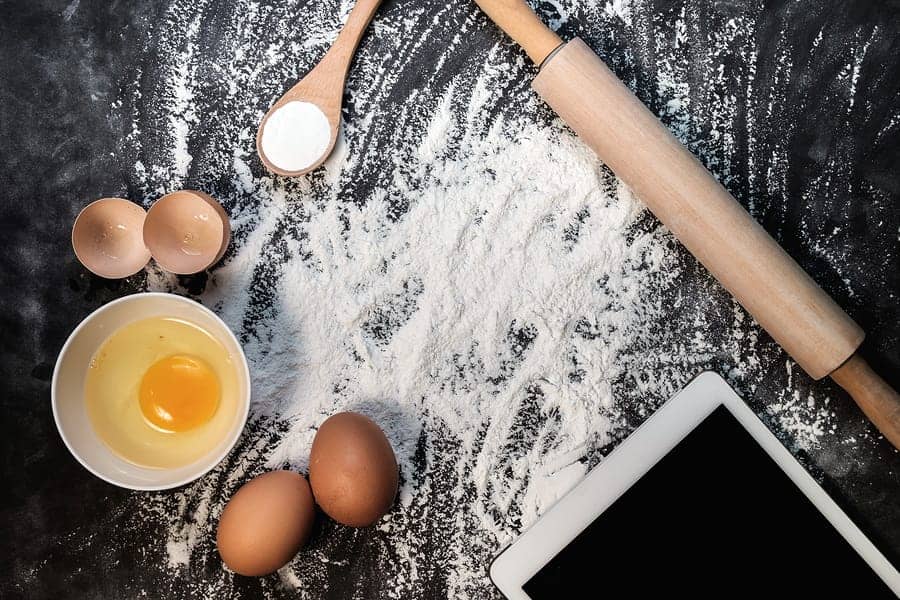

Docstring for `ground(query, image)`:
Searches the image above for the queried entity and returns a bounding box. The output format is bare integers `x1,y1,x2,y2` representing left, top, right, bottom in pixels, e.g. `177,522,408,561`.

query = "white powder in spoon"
259,100,332,172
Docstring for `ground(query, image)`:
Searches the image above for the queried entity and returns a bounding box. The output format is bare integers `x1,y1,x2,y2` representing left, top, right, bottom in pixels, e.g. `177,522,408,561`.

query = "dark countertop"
1,0,898,598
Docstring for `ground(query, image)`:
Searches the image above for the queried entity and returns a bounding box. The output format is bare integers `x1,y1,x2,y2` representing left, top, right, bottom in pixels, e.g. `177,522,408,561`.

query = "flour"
259,101,333,172
765,360,837,451
162,5,206,183
55,0,889,597
207,99,667,527
143,78,683,594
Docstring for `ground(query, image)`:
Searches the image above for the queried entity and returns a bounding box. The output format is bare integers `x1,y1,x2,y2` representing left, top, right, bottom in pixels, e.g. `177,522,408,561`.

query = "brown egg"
143,190,230,275
309,412,399,527
216,470,315,576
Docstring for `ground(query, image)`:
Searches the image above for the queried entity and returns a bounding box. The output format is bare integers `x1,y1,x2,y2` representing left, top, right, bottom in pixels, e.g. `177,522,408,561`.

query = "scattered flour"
61,0,80,21
141,63,685,593
42,0,890,597
174,100,677,593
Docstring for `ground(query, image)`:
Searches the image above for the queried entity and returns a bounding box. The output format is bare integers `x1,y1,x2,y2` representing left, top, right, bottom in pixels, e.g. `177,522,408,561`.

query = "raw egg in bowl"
52,293,250,490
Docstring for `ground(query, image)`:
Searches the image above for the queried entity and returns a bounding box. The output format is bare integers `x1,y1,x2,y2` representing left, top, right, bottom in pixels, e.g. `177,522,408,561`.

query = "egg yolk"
139,355,220,432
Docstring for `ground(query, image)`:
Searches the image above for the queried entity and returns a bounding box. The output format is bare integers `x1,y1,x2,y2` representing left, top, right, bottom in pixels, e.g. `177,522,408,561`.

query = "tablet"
490,372,900,598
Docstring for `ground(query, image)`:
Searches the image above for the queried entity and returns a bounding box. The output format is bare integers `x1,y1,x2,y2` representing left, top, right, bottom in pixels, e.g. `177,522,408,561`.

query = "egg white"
85,316,240,469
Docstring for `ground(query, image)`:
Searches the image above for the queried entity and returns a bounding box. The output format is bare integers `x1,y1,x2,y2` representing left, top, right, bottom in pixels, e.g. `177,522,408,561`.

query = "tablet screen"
523,405,895,597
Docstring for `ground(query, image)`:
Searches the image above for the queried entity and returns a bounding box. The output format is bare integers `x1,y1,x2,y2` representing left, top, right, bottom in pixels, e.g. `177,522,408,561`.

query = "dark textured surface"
1,0,898,598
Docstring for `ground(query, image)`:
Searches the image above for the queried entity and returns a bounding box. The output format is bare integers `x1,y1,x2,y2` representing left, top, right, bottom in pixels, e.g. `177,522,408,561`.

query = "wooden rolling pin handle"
830,354,900,449
472,0,562,65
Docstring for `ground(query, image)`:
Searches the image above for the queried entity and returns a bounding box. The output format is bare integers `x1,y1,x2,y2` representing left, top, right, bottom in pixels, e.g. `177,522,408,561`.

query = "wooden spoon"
256,0,382,177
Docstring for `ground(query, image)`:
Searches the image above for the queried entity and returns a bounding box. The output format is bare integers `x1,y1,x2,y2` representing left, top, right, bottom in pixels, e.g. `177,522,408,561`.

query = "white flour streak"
604,0,633,25
61,0,80,21
768,362,836,451
175,22,200,177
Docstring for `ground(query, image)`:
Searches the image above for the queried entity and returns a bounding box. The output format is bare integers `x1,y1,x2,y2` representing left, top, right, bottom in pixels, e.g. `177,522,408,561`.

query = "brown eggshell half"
309,412,399,527
71,197,151,279
143,190,230,275
216,470,315,577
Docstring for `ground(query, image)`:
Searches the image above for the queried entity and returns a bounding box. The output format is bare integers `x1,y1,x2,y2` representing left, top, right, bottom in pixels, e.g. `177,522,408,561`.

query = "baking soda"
259,101,332,172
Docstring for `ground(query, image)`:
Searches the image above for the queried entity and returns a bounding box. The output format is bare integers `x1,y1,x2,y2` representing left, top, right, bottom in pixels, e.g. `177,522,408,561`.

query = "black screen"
521,406,895,597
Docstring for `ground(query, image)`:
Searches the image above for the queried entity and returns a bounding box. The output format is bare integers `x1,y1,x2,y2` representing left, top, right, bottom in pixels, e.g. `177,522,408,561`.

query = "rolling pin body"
472,0,900,448
533,39,863,380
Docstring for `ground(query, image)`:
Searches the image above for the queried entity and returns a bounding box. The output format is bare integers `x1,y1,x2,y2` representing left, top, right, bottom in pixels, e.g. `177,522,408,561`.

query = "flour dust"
83,0,890,597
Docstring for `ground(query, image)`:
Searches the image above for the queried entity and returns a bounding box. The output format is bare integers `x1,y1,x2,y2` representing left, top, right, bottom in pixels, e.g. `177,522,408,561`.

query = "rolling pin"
473,0,900,449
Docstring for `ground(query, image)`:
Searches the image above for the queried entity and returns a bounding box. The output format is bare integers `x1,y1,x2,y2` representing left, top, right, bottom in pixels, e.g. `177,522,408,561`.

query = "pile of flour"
150,93,685,595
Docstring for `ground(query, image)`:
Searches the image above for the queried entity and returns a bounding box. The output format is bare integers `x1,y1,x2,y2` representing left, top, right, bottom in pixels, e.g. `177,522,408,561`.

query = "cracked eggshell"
72,198,151,279
143,190,230,275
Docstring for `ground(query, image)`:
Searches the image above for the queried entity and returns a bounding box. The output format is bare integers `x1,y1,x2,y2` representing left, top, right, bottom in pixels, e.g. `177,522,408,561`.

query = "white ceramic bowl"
52,292,250,490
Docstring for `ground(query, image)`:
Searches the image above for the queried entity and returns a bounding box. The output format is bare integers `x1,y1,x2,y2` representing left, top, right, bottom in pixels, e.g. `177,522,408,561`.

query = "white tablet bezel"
489,371,900,597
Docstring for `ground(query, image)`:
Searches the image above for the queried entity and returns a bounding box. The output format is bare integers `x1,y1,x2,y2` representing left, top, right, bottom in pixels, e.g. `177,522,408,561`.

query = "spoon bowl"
257,96,339,177
257,0,382,177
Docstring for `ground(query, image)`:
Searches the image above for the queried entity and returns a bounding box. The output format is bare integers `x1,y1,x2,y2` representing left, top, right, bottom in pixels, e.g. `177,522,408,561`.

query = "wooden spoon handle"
472,0,561,65
320,0,383,76
830,353,900,448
